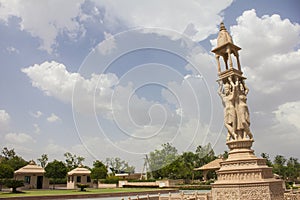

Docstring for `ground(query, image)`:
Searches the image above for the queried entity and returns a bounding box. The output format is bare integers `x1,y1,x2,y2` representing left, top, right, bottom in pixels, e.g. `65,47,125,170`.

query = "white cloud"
253,101,300,157
21,59,221,164
0,0,85,53
22,61,119,114
273,101,300,130
44,141,68,160
30,110,43,118
47,113,61,123
229,9,300,95
33,123,40,134
5,132,35,144
97,32,116,55
0,0,234,53
6,46,19,54
0,109,10,125
0,109,10,132
92,0,233,41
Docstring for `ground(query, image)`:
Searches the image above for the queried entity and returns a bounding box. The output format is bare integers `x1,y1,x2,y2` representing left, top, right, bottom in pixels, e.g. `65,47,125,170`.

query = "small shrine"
67,166,92,189
14,160,49,189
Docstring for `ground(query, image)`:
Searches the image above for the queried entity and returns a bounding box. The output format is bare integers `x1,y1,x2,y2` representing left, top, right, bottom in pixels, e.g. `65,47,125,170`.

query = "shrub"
204,179,215,185
128,179,156,182
101,176,119,184
49,178,67,184
76,183,89,191
4,179,24,193
285,181,293,189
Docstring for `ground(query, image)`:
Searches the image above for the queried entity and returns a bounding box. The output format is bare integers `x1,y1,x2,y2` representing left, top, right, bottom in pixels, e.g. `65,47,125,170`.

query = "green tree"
148,143,178,179
76,183,89,191
286,157,300,182
105,157,135,174
195,143,216,167
4,179,24,193
273,155,287,178
222,151,229,159
1,147,27,170
261,153,273,167
0,163,14,191
45,160,67,189
178,152,199,180
2,147,16,158
37,154,48,168
64,152,85,171
90,160,108,187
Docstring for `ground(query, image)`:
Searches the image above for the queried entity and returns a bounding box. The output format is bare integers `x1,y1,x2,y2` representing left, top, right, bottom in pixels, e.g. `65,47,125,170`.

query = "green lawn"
0,188,165,198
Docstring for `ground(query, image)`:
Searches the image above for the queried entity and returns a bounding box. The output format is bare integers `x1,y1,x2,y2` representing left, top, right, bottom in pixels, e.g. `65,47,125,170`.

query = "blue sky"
0,0,299,170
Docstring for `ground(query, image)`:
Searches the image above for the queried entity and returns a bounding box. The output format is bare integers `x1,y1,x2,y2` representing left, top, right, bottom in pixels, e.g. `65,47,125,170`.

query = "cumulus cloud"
22,58,221,162
93,0,233,41
44,141,68,160
47,113,61,123
0,109,10,124
22,61,119,114
253,101,300,157
0,0,85,53
0,0,233,54
230,9,300,96
5,133,35,144
97,32,117,55
0,109,10,132
273,101,300,131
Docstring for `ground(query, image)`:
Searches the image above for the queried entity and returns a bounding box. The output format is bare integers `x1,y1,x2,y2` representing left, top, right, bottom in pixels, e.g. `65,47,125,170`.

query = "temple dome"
217,22,233,47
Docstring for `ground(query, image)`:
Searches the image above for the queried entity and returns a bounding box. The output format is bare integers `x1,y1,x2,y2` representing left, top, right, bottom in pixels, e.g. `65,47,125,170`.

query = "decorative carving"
211,23,284,200
212,183,284,200
218,77,237,141
218,75,253,142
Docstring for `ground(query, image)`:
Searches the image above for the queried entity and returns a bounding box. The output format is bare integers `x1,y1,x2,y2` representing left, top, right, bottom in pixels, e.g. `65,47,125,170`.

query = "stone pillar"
211,23,284,200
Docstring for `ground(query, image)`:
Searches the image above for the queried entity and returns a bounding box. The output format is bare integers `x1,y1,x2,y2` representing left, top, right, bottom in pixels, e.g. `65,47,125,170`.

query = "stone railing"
284,191,300,200
158,192,211,200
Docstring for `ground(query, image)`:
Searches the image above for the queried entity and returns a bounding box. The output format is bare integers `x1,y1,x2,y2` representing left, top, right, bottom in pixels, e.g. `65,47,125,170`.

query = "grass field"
0,188,165,198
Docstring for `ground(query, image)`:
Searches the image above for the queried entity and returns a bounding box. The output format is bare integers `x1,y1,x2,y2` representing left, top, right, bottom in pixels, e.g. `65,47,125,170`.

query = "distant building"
194,158,224,181
67,166,92,189
14,160,49,189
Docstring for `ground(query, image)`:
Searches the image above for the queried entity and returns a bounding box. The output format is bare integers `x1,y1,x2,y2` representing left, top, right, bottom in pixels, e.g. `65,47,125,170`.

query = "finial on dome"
29,160,36,165
220,22,226,31
217,22,233,47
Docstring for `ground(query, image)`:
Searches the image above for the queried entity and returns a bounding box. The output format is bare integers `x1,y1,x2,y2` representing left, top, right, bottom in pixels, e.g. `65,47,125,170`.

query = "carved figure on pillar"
218,76,238,141
236,80,253,140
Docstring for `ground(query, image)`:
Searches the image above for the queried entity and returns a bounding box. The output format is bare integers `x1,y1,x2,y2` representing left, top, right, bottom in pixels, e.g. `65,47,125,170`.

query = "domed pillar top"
212,22,242,76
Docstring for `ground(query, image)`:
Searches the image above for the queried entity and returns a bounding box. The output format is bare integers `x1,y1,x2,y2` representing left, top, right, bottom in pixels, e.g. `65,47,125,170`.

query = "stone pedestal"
211,139,284,200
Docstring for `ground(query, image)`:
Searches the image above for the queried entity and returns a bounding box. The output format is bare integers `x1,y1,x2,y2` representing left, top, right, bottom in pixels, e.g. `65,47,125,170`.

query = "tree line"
261,153,300,182
0,147,134,190
1,145,299,191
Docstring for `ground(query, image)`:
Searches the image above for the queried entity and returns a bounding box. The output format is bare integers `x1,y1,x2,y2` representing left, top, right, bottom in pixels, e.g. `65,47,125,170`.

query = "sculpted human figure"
218,76,237,140
237,81,253,139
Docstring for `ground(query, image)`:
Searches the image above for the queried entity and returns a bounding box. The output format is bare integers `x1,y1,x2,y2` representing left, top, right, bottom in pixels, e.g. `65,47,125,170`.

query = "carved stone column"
210,23,284,200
